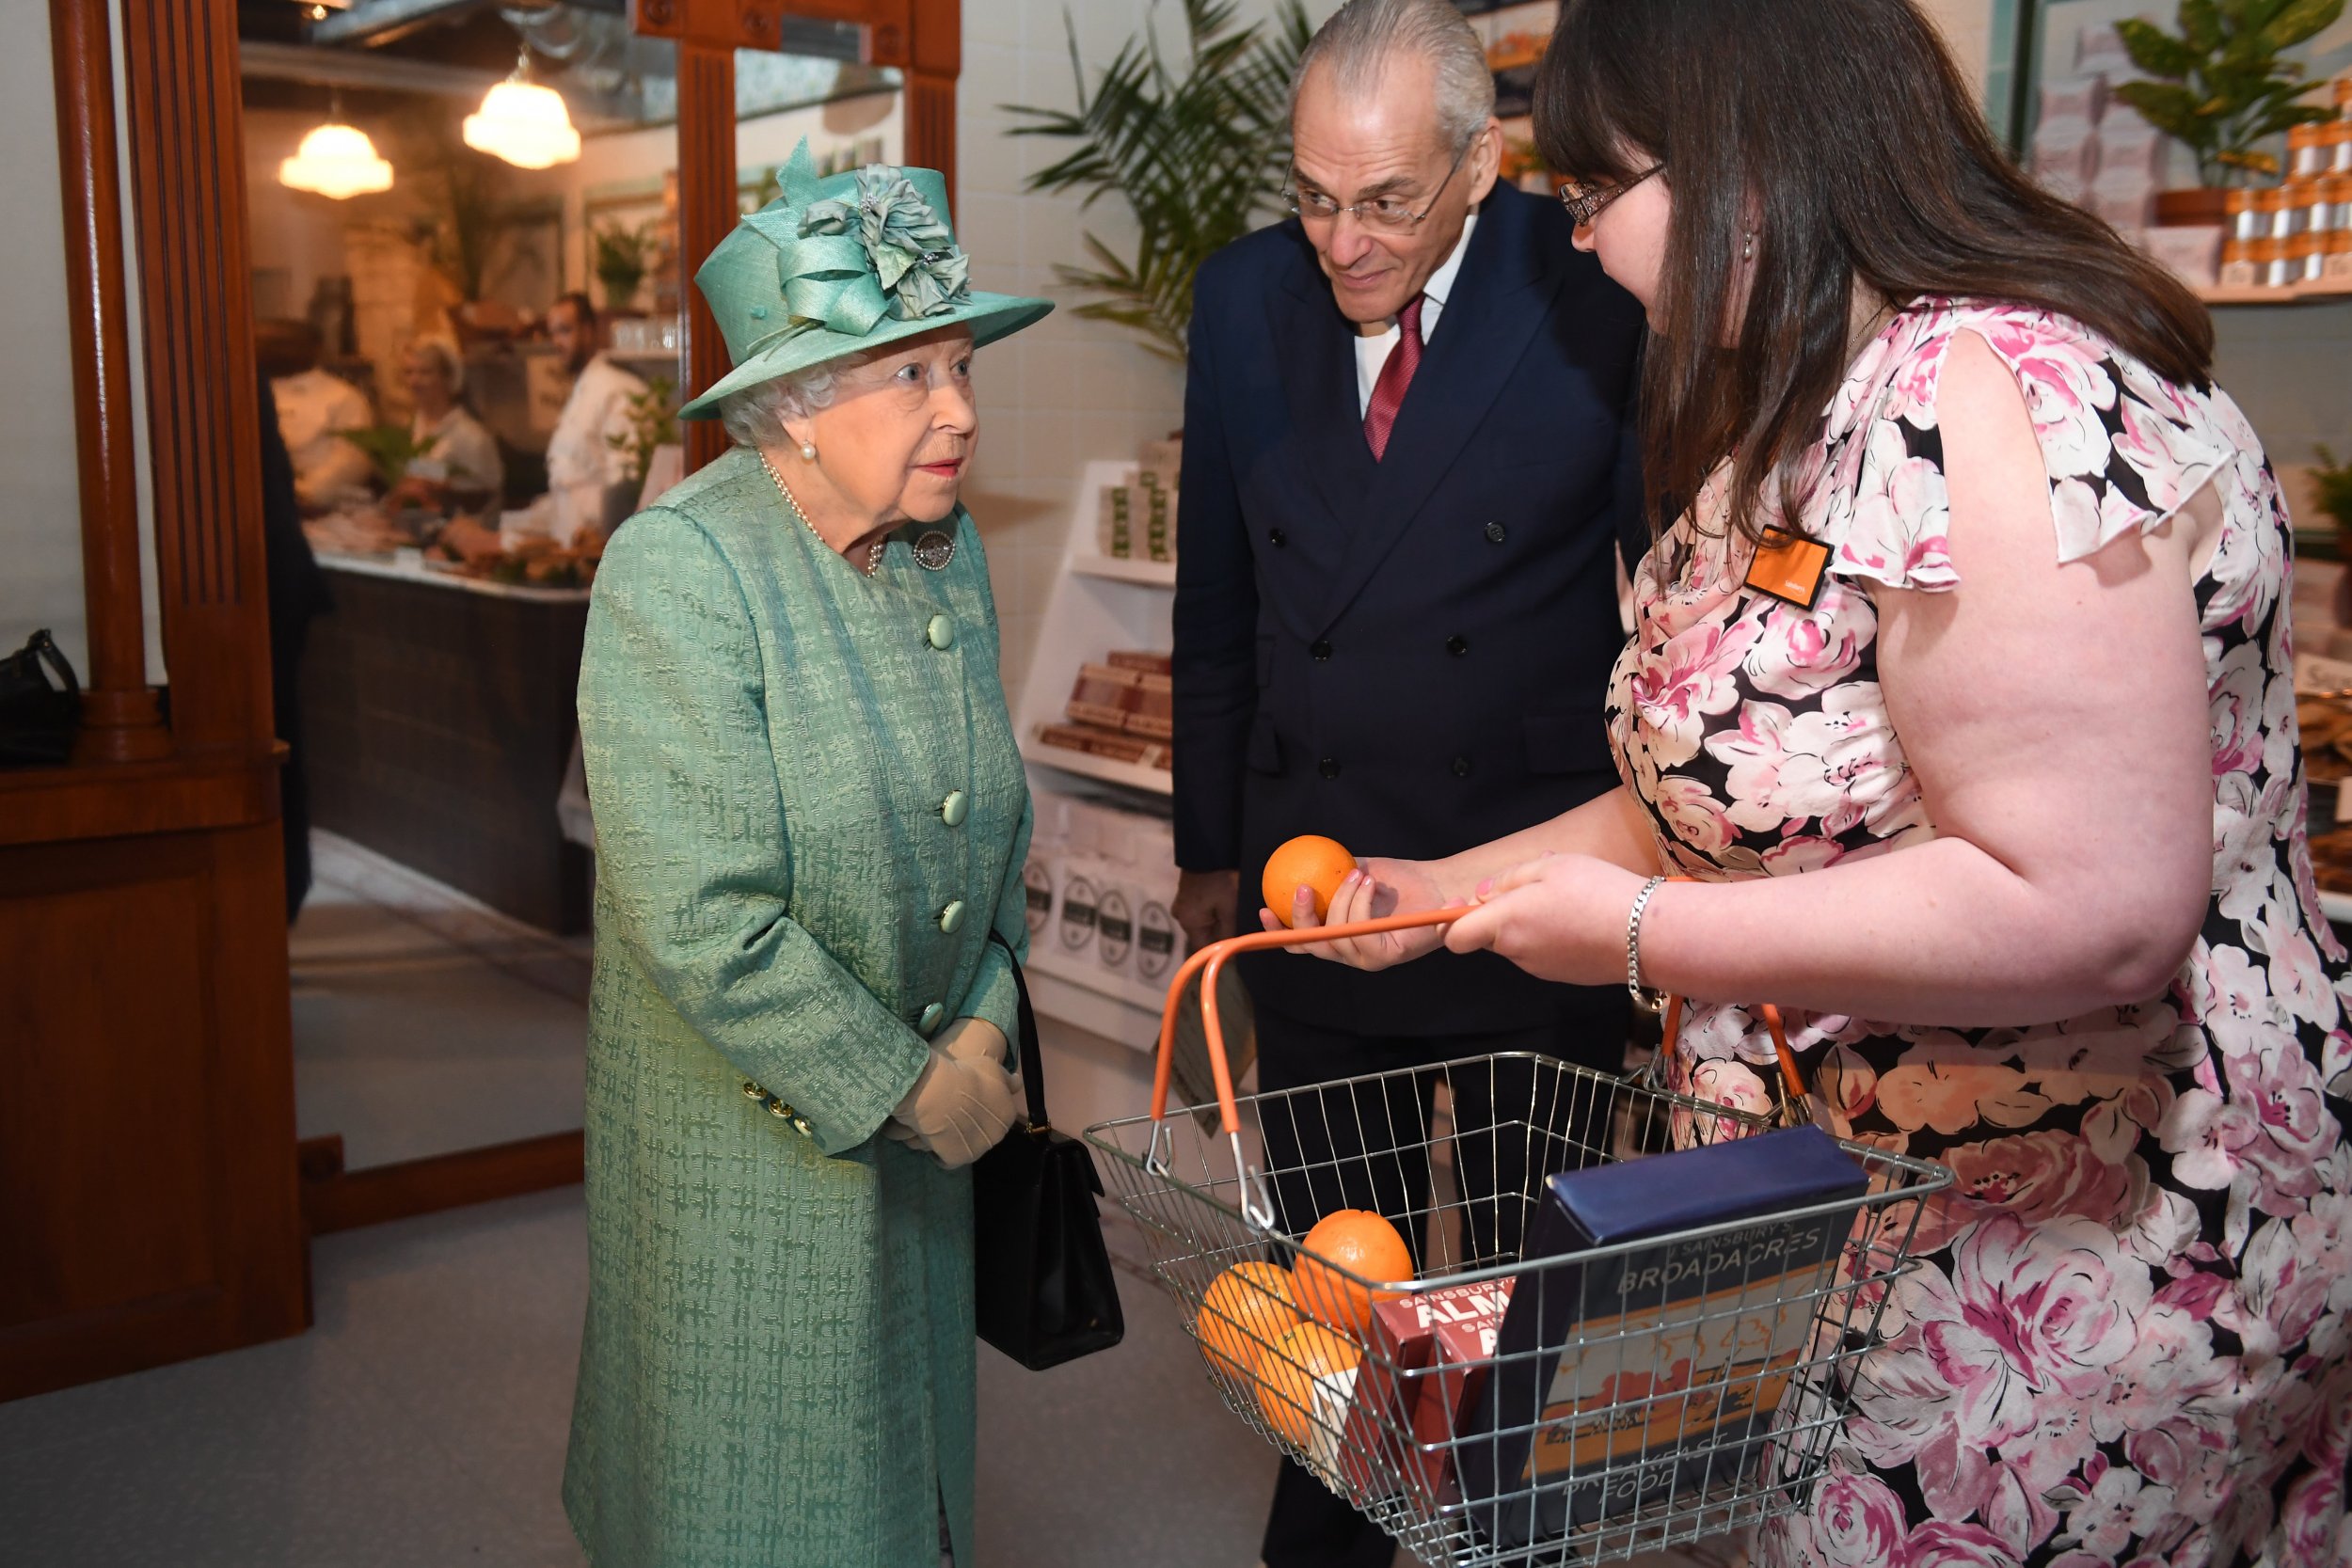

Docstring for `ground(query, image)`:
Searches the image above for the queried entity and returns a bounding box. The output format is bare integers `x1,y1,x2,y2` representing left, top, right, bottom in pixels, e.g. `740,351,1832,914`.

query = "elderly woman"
388,339,502,508
561,144,1050,1568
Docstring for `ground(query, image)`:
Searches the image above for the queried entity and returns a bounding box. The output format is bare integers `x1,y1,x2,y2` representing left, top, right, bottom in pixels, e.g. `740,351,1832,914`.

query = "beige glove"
882,1019,1019,1168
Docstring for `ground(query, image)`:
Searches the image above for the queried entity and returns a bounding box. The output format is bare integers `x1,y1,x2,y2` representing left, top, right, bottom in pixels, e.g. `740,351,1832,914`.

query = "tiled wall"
957,0,1339,686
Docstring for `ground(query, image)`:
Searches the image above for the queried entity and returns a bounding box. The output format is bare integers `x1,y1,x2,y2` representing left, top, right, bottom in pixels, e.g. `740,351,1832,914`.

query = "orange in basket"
1198,1261,1301,1384
1294,1210,1412,1336
1262,835,1358,927
1256,1321,1362,1449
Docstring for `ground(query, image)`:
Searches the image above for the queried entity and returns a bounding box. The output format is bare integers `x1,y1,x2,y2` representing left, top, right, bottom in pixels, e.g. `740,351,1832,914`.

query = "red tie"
1362,293,1423,462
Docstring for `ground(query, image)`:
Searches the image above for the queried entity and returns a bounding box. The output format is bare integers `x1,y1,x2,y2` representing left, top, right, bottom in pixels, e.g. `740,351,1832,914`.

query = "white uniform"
407,404,504,499
272,367,374,506
544,355,647,546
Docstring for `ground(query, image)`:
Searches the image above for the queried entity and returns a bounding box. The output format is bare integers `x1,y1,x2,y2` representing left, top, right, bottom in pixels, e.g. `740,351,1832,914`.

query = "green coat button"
941,789,969,827
919,1003,945,1034
938,898,966,934
927,614,955,650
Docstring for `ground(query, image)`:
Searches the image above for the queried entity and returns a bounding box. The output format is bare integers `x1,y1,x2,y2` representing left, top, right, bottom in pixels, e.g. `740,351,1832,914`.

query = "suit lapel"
1312,197,1563,631
1269,254,1377,527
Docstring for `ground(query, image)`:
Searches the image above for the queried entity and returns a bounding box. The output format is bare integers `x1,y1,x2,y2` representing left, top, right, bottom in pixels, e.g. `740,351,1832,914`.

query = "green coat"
563,447,1032,1568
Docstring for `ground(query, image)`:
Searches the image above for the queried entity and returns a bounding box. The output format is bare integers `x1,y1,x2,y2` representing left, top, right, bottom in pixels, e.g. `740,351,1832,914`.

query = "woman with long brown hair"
1278,1,2352,1562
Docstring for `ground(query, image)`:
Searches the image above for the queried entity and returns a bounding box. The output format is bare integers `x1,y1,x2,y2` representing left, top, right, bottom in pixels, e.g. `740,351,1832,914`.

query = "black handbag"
972,934,1125,1370
0,629,81,767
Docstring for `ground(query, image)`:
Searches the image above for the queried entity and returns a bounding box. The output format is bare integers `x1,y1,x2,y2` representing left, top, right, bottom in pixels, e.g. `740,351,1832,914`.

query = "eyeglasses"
1282,139,1471,233
1558,164,1664,227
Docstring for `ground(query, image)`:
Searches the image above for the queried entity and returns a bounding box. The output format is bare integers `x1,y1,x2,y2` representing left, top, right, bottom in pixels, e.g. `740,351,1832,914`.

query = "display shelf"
2194,279,2352,307
1069,552,1178,587
1015,456,1185,1050
1018,740,1173,797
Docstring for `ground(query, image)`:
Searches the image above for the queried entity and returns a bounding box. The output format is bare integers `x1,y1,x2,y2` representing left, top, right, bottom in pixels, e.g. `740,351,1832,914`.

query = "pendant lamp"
278,112,393,199
464,45,580,170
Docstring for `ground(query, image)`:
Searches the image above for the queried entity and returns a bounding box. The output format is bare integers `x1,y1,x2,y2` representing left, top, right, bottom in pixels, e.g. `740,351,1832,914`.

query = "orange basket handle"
1147,908,1460,1227
1150,909,1461,1134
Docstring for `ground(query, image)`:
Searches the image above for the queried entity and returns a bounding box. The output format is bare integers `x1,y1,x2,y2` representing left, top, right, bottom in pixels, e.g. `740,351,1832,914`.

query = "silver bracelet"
1625,875,1669,1016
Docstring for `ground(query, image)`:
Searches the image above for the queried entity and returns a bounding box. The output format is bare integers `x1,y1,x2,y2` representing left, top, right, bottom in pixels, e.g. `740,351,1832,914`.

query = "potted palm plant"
2114,0,2344,227
593,220,660,313
1005,0,1312,362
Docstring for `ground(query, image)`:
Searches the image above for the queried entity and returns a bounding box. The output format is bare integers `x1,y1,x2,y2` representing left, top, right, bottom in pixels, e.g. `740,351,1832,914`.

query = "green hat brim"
676,290,1052,420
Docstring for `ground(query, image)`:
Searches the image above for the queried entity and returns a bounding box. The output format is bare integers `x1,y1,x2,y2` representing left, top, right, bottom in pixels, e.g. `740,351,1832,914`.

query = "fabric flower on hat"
800,166,972,322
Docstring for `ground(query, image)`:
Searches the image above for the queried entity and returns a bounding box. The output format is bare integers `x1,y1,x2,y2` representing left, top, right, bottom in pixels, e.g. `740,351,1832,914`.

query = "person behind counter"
561,142,1052,1568
386,339,503,510
1295,1,2351,1563
543,291,645,546
255,316,373,512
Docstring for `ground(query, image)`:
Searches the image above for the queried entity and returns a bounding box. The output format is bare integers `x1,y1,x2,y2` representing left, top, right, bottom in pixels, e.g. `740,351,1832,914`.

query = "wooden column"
634,0,961,472
635,0,776,473
118,0,274,753
48,0,167,761
5,0,306,1402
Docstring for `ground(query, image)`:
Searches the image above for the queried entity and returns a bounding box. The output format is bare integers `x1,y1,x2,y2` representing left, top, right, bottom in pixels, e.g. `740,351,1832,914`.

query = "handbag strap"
987,932,1052,1132
31,631,80,697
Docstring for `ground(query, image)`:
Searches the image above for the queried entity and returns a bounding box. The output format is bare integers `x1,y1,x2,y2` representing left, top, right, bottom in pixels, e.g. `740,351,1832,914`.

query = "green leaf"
2181,0,2226,51
2261,0,2343,47
2116,18,2201,78
2112,80,2211,142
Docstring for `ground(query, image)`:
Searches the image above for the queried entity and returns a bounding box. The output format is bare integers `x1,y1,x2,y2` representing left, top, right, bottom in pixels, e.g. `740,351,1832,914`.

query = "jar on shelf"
2287,230,2326,285
2219,236,2260,287
2254,185,2300,240
2328,227,2352,284
2262,235,2298,289
2226,187,2266,242
2290,123,2331,182
2293,178,2335,238
2329,121,2352,178
2328,175,2352,234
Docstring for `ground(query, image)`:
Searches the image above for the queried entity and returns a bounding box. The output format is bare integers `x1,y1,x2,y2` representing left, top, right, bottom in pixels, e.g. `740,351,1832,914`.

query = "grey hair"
1291,0,1495,152
405,337,463,394
717,362,842,450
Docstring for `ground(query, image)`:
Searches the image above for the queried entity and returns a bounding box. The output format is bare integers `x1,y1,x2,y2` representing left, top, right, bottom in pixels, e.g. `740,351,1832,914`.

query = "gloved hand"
882,1019,1019,1168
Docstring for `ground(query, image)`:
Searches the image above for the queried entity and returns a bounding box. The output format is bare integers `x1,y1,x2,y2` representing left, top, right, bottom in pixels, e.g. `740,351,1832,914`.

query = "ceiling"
236,0,896,132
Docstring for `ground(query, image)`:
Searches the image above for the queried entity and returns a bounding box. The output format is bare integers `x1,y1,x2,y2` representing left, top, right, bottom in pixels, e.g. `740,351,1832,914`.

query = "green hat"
677,140,1051,420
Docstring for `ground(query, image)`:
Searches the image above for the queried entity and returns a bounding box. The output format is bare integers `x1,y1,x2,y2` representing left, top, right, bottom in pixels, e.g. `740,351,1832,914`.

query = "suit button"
1318,756,1341,779
1485,521,1507,544
926,614,955,650
1446,634,1469,657
919,1003,945,1034
940,789,968,827
1452,755,1472,777
939,899,966,934
1267,528,1287,547
1311,639,1332,660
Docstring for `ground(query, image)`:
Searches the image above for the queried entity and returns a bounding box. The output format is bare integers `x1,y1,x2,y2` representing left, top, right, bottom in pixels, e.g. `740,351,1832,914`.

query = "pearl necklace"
759,450,883,578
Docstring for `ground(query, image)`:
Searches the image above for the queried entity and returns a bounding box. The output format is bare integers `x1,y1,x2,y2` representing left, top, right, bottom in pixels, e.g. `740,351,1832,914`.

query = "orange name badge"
1743,529,1830,610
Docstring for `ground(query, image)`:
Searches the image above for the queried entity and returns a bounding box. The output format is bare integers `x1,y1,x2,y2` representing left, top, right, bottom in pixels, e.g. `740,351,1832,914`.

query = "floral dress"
1605,299,2352,1568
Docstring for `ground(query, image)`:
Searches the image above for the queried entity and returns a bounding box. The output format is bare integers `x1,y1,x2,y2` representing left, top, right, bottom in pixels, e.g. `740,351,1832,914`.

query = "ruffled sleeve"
1804,301,2242,594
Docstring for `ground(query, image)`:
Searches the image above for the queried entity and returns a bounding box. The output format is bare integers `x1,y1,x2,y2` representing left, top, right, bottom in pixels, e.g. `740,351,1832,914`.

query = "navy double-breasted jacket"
1171,181,1647,1037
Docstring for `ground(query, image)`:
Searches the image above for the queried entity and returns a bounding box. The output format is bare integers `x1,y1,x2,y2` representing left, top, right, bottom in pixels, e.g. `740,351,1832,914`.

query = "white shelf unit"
1014,458,1182,1051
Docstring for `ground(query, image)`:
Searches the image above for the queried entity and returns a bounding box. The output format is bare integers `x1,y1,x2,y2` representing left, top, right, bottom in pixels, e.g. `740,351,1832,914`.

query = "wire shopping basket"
1081,911,1953,1567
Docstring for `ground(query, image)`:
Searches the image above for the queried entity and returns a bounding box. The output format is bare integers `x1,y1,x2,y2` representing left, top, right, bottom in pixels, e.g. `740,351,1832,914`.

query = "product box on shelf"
1021,791,1182,1016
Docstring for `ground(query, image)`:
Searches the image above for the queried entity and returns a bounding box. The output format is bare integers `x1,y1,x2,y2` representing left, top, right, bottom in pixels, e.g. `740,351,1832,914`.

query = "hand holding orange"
1262,834,1359,928
1292,1209,1413,1336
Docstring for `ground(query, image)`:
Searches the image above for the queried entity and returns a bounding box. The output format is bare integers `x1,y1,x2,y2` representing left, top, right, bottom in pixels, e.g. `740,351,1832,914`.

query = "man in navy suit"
1170,2,1645,1562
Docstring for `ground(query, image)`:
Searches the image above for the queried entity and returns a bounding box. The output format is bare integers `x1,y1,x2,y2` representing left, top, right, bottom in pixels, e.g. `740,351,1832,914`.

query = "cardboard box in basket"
1337,1276,1513,1502
1457,1126,1867,1546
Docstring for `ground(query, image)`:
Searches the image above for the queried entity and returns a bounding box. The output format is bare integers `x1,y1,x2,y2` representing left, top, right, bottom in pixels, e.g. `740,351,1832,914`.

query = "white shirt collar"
1419,210,1475,319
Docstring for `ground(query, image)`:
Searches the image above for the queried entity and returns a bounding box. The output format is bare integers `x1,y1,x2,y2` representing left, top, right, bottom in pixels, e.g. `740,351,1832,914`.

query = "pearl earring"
1741,231,1755,261
800,440,817,462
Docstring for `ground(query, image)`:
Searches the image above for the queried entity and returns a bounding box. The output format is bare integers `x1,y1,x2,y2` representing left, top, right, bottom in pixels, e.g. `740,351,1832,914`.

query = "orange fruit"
1197,1261,1301,1386
1262,834,1358,927
1294,1209,1414,1337
1256,1320,1362,1449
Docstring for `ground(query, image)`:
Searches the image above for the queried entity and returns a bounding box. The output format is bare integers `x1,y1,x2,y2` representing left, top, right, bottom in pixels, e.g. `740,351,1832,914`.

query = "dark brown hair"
1532,0,2215,543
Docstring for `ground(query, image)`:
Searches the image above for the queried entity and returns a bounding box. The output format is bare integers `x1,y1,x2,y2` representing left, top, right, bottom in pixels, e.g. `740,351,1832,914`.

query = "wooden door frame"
632,0,961,472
